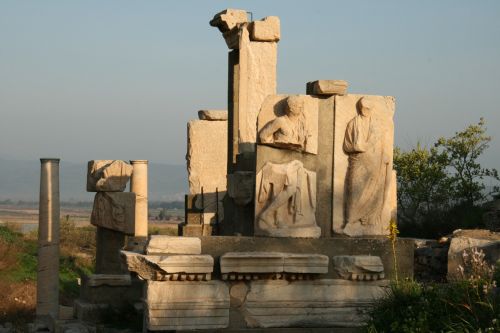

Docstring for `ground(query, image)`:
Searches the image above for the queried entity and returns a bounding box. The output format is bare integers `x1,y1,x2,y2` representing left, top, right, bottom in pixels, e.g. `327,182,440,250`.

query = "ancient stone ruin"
33,8,416,332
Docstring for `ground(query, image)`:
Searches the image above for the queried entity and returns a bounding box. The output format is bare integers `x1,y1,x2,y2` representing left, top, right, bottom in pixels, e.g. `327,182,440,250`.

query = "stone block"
74,299,109,323
283,253,329,274
210,9,248,33
87,160,133,192
307,80,348,96
90,192,135,235
220,252,329,277
332,256,385,281
187,119,227,224
181,223,203,236
250,16,280,42
146,235,201,255
447,229,500,280
221,252,284,274
198,109,228,121
145,281,229,331
121,251,213,281
242,279,388,328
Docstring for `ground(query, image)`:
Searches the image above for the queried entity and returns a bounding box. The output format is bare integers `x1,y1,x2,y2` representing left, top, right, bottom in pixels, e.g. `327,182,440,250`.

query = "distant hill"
0,158,187,202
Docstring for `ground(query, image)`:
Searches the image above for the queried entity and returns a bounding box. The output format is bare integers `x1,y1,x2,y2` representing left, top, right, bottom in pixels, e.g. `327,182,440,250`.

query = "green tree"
435,118,499,205
394,119,499,237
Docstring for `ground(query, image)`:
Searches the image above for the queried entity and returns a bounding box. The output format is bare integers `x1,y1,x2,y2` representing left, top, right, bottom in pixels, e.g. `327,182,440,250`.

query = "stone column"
130,160,148,237
37,158,60,321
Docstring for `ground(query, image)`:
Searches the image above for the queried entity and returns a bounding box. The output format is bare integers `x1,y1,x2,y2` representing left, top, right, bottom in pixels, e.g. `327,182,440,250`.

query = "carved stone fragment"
91,192,136,235
255,160,320,238
332,255,385,281
209,9,248,33
87,160,133,192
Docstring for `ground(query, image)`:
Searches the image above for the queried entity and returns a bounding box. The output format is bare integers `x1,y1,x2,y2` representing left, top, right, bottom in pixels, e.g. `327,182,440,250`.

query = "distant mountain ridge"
0,158,187,202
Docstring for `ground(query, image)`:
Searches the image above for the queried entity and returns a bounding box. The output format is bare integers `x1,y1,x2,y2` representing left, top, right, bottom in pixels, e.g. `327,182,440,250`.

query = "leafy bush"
367,248,500,333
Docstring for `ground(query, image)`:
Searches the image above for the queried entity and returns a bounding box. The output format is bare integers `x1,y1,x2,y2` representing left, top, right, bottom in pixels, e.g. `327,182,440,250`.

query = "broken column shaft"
130,160,148,237
37,158,60,321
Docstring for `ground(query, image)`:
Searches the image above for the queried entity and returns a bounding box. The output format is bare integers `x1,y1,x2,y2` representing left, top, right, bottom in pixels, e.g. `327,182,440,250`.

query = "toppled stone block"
306,80,348,96
121,251,213,281
87,160,133,192
242,279,388,328
198,110,228,121
250,16,280,42
86,274,131,287
332,255,385,281
90,192,136,235
447,229,500,280
220,252,329,280
145,281,229,331
146,235,201,255
209,9,248,33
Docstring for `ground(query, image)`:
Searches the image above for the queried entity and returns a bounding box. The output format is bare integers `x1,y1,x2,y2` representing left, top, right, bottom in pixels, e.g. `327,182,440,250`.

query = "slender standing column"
37,158,60,321
130,160,148,237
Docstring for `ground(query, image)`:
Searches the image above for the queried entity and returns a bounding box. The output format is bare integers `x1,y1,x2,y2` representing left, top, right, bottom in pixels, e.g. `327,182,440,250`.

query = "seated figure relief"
256,160,317,232
258,96,310,152
342,97,393,235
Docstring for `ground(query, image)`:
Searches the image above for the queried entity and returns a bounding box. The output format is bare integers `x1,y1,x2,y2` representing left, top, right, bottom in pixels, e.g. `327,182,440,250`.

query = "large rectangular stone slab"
87,160,133,192
242,279,388,328
283,253,329,274
145,281,229,331
91,192,136,235
307,80,348,96
146,235,201,255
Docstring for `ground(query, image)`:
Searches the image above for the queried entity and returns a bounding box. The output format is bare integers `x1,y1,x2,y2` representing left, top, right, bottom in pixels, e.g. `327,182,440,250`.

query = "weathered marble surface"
242,279,388,328
121,250,213,281
130,160,148,237
307,80,348,96
332,255,385,281
87,160,133,192
145,281,229,331
86,274,131,287
187,119,227,224
255,160,320,238
90,192,136,235
227,171,254,205
220,252,328,277
258,95,318,154
447,229,500,281
333,94,396,236
198,109,228,121
146,235,201,255
250,16,280,42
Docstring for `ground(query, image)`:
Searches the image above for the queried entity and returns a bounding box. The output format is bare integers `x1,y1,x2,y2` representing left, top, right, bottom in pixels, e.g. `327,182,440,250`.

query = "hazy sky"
1,1,499,171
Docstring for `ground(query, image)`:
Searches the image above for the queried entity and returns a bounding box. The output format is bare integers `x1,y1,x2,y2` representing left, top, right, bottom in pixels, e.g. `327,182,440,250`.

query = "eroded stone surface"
447,229,500,280
209,9,248,33
242,279,388,328
146,281,229,331
198,109,228,121
250,16,280,42
146,235,201,255
258,95,318,154
332,256,385,281
333,94,396,236
255,160,320,238
90,192,136,235
187,120,227,224
87,160,133,192
121,250,213,281
227,171,254,206
307,80,348,96
220,252,328,276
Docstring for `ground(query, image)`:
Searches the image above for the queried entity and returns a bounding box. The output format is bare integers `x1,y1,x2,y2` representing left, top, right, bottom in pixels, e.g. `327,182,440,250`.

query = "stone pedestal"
95,227,127,274
130,160,148,237
37,158,60,322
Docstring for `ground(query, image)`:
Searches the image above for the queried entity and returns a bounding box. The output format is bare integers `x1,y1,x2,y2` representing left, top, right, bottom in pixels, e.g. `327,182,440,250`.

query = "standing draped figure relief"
342,97,393,236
